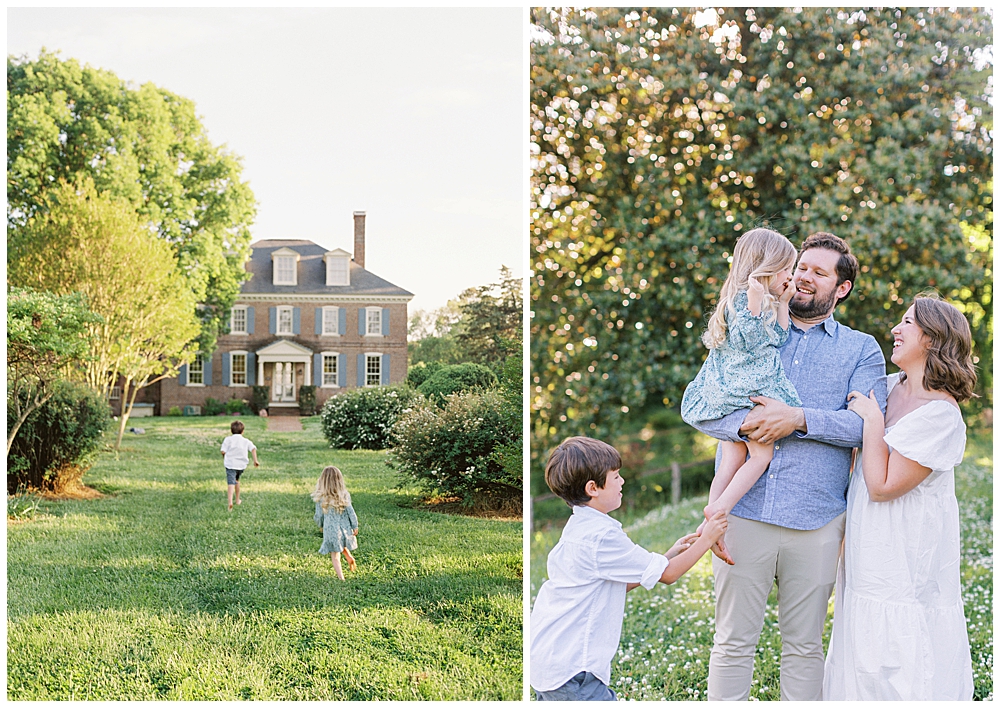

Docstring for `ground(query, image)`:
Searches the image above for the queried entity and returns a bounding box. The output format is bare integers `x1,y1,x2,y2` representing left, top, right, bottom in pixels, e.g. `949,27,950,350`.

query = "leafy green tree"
8,179,201,449
7,50,257,351
531,7,992,465
454,266,523,368
6,287,101,456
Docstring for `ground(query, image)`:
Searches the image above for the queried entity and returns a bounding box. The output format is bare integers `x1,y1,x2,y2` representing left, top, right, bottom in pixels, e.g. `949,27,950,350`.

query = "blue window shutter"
246,307,255,334
357,354,365,387
246,353,256,385
338,353,345,387
314,353,322,386
293,308,301,334
222,352,231,386
269,307,277,334
315,308,323,335
179,364,188,386
382,308,390,336
358,308,366,336
381,353,390,385
204,356,213,386
338,307,346,335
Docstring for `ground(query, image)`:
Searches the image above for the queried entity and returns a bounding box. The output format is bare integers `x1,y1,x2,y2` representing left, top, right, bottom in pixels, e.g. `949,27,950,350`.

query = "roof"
242,240,413,297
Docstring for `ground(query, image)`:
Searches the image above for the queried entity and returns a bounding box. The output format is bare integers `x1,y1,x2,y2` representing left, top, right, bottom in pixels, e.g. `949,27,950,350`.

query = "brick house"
144,212,412,416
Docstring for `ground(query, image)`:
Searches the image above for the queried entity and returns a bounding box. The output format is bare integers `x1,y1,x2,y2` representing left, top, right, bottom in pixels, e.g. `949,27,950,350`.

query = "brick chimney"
353,211,366,269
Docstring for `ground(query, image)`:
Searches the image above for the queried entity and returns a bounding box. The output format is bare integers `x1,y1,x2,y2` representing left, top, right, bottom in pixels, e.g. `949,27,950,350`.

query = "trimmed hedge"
416,363,498,405
319,385,422,450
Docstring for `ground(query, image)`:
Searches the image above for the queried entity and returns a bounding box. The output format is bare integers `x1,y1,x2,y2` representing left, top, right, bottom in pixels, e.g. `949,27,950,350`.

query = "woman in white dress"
823,295,977,700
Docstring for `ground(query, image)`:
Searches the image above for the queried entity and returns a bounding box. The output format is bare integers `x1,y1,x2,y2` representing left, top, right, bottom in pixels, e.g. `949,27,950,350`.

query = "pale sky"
7,7,525,313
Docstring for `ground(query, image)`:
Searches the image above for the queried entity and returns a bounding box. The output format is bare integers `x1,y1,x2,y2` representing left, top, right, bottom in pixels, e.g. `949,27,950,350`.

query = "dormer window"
323,248,351,286
271,247,300,285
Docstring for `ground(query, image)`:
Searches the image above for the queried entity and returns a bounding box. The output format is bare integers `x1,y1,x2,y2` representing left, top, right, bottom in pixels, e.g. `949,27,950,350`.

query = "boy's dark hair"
545,436,622,507
799,232,859,306
231,420,245,434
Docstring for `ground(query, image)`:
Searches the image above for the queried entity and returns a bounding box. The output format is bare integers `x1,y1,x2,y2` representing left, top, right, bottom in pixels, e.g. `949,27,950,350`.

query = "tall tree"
6,287,101,456
531,7,992,463
7,50,257,351
8,179,202,449
455,266,524,366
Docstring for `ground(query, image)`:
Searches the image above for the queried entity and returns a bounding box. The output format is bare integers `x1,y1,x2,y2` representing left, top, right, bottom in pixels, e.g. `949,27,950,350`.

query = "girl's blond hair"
703,228,798,349
311,465,352,513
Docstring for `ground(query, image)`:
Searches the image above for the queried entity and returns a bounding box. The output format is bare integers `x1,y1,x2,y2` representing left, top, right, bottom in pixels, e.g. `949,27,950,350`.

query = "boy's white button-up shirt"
221,433,256,470
530,504,669,692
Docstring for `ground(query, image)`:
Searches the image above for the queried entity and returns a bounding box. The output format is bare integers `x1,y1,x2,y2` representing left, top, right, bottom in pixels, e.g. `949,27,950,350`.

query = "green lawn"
530,427,993,701
7,416,522,700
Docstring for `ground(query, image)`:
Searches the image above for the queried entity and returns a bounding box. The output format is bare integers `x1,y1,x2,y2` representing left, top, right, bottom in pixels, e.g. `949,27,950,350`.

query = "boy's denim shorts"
225,468,245,485
535,672,617,701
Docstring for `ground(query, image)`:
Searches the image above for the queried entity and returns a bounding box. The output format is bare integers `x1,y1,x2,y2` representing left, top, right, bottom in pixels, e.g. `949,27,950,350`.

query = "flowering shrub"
388,389,521,507
319,385,422,450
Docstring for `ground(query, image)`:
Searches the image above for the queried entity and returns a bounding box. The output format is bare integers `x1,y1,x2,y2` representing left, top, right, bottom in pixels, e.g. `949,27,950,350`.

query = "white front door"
272,362,296,402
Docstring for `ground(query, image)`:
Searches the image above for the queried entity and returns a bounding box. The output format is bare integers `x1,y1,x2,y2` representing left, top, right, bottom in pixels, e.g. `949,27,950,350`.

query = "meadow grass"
7,416,522,700
530,427,993,700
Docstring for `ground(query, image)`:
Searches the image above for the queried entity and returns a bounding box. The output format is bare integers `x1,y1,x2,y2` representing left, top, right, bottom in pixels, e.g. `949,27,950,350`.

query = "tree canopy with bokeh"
530,7,992,471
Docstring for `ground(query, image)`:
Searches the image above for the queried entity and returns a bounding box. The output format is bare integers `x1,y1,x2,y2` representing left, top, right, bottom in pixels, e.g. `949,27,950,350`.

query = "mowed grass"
530,427,993,701
8,416,522,700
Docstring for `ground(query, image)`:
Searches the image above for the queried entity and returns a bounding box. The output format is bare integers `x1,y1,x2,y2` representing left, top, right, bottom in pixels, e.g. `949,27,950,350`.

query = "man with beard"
689,232,887,701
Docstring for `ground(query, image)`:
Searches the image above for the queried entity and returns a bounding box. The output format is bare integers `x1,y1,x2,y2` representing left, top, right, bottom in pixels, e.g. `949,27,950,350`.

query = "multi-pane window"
322,307,339,335
189,354,204,385
327,258,348,285
366,308,382,335
275,256,296,284
231,353,247,385
231,306,247,334
277,306,294,334
322,354,338,387
365,354,381,387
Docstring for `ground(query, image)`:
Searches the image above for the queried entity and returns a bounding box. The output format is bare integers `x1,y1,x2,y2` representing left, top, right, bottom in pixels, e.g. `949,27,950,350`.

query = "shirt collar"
791,315,838,336
572,503,622,530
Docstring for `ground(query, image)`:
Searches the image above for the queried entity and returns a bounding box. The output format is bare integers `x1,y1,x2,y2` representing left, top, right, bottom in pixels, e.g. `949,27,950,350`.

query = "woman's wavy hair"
900,293,978,402
311,465,352,513
703,228,798,349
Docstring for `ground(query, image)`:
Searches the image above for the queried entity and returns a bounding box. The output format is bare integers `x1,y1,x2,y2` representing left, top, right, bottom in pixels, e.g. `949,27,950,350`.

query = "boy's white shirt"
220,433,256,471
529,504,669,692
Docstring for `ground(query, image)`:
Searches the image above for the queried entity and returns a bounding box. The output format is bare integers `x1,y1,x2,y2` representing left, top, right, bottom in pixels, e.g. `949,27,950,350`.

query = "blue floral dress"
315,501,358,554
681,290,801,424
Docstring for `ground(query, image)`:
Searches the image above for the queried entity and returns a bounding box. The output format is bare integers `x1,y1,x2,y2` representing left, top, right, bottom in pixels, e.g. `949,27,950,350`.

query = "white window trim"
325,256,350,286
187,353,205,387
277,306,294,336
272,250,300,286
230,350,249,386
230,305,248,335
320,351,340,388
364,351,382,387
365,307,383,337
321,306,340,336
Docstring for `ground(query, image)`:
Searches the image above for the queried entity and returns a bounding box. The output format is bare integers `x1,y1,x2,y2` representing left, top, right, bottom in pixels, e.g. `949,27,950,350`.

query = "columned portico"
254,339,314,407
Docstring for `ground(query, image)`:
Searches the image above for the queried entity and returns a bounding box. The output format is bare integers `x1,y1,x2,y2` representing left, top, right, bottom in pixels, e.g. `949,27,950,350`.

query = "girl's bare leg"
343,547,356,572
705,439,774,517
330,552,345,581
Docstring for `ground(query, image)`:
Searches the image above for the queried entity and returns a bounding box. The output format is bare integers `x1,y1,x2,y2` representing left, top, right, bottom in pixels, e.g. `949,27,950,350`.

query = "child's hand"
254,460,260,467
702,511,728,543
353,529,358,536
665,532,700,559
777,276,795,304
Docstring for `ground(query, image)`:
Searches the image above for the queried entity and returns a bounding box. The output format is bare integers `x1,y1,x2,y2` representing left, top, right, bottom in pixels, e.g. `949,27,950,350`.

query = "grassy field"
7,416,522,700
530,427,993,700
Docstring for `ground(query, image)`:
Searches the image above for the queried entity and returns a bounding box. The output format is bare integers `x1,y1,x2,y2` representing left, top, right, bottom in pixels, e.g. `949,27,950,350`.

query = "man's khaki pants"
708,513,845,701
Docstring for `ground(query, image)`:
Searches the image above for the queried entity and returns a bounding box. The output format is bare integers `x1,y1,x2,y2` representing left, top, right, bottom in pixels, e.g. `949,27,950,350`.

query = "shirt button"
774,445,780,450
769,474,774,479
794,360,799,364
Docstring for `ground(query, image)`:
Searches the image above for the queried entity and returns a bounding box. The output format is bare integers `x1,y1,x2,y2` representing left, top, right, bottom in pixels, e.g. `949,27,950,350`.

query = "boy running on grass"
221,420,259,511
530,436,727,701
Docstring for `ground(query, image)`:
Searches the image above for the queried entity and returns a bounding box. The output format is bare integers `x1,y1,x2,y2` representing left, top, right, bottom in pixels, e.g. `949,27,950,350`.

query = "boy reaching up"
530,436,727,701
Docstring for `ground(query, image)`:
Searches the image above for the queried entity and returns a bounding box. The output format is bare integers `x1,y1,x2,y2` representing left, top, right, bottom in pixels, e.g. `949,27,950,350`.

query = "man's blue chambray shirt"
691,315,887,531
